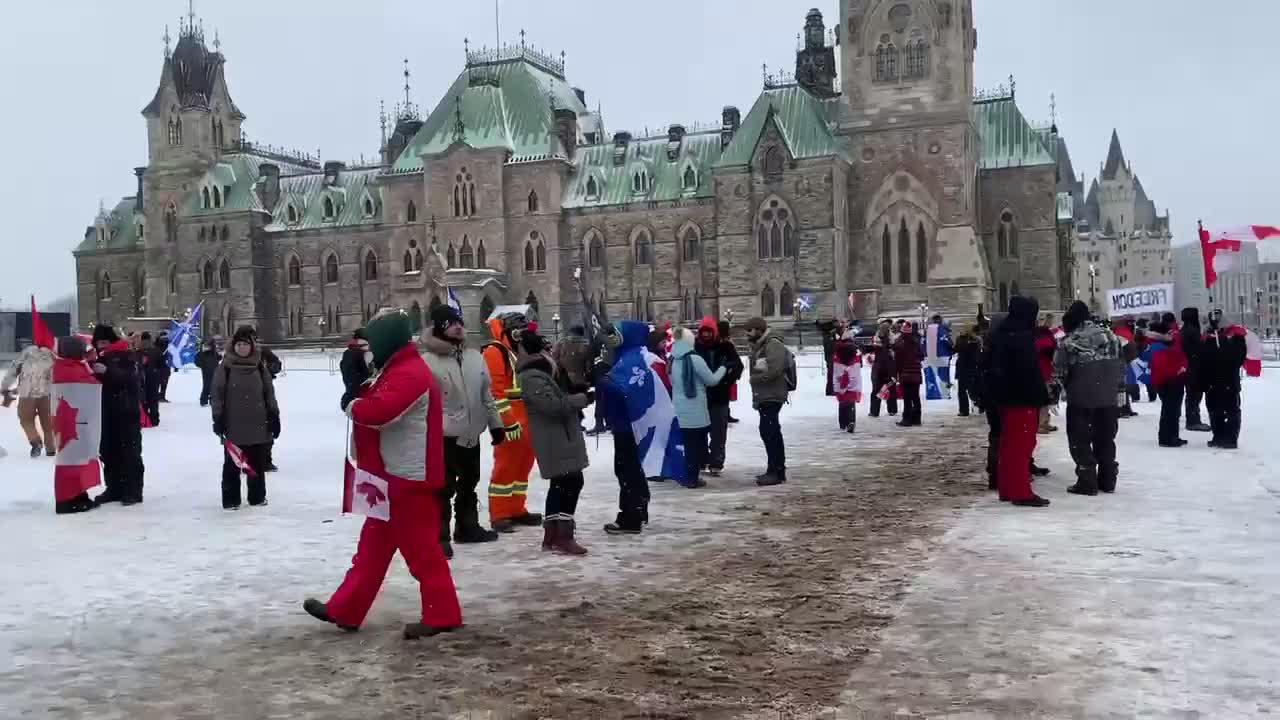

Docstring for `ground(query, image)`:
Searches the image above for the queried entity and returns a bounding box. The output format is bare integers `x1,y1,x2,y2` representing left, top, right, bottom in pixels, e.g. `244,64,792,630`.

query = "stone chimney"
133,167,146,212
721,107,741,149
612,131,631,167
323,161,345,186
554,108,578,158
257,163,281,210
666,124,686,161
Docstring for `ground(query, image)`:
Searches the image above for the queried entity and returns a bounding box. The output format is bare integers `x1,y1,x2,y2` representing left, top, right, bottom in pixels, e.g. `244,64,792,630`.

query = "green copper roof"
265,167,383,231
563,131,722,209
77,198,141,252
973,97,1055,170
392,57,589,173
716,85,847,168
186,152,315,217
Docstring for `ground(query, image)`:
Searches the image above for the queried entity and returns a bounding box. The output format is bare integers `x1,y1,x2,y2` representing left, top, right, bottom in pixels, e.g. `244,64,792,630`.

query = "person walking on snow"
304,308,462,640
1053,301,1123,496
953,323,982,417
1180,307,1211,432
670,326,727,488
832,329,863,432
339,329,372,411
599,321,656,535
482,312,543,532
696,317,743,476
210,326,280,509
516,329,593,555
744,316,791,486
90,325,145,506
195,338,221,407
1201,310,1247,449
989,296,1051,507
2,340,56,458
868,319,898,418
1147,321,1188,448
420,306,504,556
893,321,924,427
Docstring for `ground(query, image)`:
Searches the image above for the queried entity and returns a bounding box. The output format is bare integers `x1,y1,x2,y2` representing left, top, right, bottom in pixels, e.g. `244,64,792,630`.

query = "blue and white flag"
446,287,462,312
923,321,953,400
165,302,203,368
606,321,685,484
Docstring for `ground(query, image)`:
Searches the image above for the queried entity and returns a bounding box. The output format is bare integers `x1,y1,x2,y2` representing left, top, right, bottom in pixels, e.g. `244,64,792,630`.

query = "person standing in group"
1180,308,1212,432
138,332,162,427
304,308,462,640
868,319,898,418
893,321,924,427
585,326,619,436
552,325,592,391
989,297,1051,507
420,306,504,557
210,327,280,509
195,337,221,407
2,338,55,458
155,330,172,403
718,320,743,424
1201,310,1248,449
697,317,742,477
253,330,283,472
1035,314,1059,434
953,323,982,417
599,321,658,535
744,316,791,486
1054,301,1124,496
832,328,862,433
1147,321,1188,448
670,326,727,488
90,325,145,506
516,329,593,555
340,329,372,411
482,312,543,532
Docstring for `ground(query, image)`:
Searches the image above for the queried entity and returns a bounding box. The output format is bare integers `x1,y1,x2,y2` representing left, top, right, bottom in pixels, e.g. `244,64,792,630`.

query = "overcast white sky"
1,0,1275,304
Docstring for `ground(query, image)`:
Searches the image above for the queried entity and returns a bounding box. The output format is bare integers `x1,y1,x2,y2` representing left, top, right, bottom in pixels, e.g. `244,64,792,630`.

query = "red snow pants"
997,406,1039,502
327,477,462,629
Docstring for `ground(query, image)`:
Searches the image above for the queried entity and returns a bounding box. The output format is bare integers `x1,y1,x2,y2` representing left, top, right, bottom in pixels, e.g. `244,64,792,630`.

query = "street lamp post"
1239,294,1246,328
552,313,561,341
793,300,804,350
1255,288,1263,332
1088,264,1099,313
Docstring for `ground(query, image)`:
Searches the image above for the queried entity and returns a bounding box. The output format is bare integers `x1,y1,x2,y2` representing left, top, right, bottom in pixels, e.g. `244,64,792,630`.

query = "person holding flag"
2,303,56,458
482,312,543,532
90,325,145,506
210,326,279,509
49,336,101,514
304,308,462,639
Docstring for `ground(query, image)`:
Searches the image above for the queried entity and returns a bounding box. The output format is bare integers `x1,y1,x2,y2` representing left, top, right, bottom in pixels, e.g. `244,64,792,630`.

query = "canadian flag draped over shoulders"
51,356,102,502
832,338,863,403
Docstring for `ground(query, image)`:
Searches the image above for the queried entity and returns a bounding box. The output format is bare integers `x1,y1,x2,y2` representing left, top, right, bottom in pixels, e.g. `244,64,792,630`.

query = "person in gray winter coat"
1053,300,1124,495
517,330,592,556
211,326,279,509
745,316,790,486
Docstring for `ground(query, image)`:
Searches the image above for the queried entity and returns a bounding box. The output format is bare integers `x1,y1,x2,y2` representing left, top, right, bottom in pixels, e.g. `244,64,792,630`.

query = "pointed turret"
1101,129,1127,180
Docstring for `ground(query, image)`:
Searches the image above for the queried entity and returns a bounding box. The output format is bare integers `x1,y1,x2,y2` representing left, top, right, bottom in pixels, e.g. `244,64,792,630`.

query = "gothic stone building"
75,2,1076,342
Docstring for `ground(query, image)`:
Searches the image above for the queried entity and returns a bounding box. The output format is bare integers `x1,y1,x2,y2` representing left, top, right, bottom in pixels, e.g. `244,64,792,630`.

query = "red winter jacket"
1034,327,1056,383
892,332,923,385
347,345,444,490
1148,333,1187,389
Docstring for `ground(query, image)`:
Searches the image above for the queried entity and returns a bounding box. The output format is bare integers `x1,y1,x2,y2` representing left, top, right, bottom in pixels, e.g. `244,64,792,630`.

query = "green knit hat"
364,308,413,368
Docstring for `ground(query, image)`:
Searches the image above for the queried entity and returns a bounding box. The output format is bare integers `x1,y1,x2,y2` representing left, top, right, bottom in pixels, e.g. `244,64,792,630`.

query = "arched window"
363,196,374,217
535,239,546,272
322,197,335,221
875,43,899,82
446,243,457,268
476,239,487,268
779,283,795,316
524,241,535,272
220,225,229,243
402,250,413,273
585,176,599,200
453,186,461,217
287,204,298,224
999,209,1018,258
453,168,476,217
763,147,784,178
682,226,700,262
406,201,417,222
413,249,424,271
164,205,177,243
528,190,539,213
201,262,213,291
757,224,769,259
202,187,211,209
770,222,782,258
288,255,301,286
634,230,652,266
175,116,183,145
218,259,231,290
682,166,697,191
999,282,1009,311
997,224,1007,258
905,40,929,79
213,186,222,208
470,184,477,215
783,224,796,257
1010,280,1020,299
882,224,893,284
199,227,207,242
324,253,339,284
916,222,928,283
757,198,794,259
760,284,776,317
459,237,474,268
167,265,177,295
480,295,496,323
631,170,648,194
898,218,911,284
408,302,423,333
526,291,540,316
363,251,378,281
588,233,604,269
99,271,112,299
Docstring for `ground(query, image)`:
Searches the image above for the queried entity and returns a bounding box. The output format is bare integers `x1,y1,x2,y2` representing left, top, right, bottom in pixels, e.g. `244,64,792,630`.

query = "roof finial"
1009,74,1016,99
403,58,412,108
163,24,171,57
453,97,466,143
213,28,221,52
1049,92,1057,127
379,100,387,147
464,36,470,61
520,28,526,49
187,0,196,32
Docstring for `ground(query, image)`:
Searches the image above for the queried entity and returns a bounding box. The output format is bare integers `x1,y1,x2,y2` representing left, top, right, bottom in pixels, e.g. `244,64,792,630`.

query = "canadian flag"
1200,223,1280,288
340,423,390,521
223,440,259,478
1244,328,1264,378
51,357,102,502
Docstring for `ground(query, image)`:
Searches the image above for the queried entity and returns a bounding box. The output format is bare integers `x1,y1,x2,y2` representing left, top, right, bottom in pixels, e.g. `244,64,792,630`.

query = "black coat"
1180,309,1204,389
195,349,221,383
1200,330,1247,393
954,332,981,385
869,333,896,385
339,346,371,408
988,296,1050,408
697,338,744,407
260,348,283,378
97,348,142,427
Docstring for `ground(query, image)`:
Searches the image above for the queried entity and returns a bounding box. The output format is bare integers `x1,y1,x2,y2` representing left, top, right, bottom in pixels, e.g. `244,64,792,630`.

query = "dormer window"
212,186,222,208
585,176,600,200
682,165,698,192
202,187,211,209
362,194,375,218
631,170,649,194
286,203,299,225
322,196,336,221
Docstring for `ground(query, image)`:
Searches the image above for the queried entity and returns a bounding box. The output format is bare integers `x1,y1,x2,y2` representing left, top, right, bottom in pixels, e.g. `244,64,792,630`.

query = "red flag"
52,357,102,502
30,296,54,350
223,440,259,478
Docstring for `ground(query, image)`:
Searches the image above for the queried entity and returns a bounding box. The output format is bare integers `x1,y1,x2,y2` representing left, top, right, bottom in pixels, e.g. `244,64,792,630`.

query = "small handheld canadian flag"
340,422,391,521
223,440,258,478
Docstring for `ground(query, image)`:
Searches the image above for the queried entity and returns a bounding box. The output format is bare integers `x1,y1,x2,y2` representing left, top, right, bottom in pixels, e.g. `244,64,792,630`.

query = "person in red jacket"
893,321,924,427
1034,314,1059,434
304,309,462,640
1147,321,1188,448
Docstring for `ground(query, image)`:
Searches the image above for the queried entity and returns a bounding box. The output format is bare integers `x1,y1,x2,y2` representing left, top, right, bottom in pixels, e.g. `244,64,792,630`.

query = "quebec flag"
1130,344,1152,387
166,301,203,369
923,321,953,400
605,321,685,484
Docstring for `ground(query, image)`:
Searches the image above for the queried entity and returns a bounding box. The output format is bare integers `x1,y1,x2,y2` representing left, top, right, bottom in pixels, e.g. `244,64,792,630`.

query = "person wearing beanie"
892,321,924,427
989,296,1051,507
716,320,743,424
480,312,543,532
1180,307,1211,432
210,326,279,508
552,324,592,391
306,308,462,640
1053,300,1124,495
670,325,727,487
420,305,504,554
48,336,100,514
340,329,371,411
516,328,593,554
195,337,222,407
697,316,742,474
744,316,792,486
89,324,145,506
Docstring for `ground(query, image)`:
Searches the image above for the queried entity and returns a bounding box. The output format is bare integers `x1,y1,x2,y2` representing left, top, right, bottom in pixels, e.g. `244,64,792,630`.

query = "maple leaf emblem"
356,481,387,507
53,397,80,453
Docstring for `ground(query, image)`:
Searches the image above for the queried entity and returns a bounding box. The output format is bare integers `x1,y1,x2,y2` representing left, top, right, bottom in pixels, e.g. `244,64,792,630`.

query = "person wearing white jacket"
2,343,56,458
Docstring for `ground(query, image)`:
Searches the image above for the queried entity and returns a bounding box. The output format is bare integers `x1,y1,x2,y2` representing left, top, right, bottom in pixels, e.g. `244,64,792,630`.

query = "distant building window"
213,186,222,208
363,251,378,281
524,241,535,272
528,190,539,213
998,210,1018,258
287,204,298,224
220,225,229,243
218,259,231,290
999,282,1008,310
165,205,177,243
634,230,652,266
682,166,697,191
322,197,335,221
588,233,604,269
324,254,339,284
760,283,776,317
780,283,795,315
757,198,795,259
904,40,929,79
763,147,784,178
882,224,893,284
459,237,474,269
199,227,207,242
201,262,213,291
402,250,413,273
406,201,417,222
477,239,487,268
631,170,648,194
453,168,476,217
875,44,899,82
446,243,457,268
682,226,700,262
585,176,599,200
536,239,546,271
288,256,301,286
916,222,928,283
898,218,911,284
168,265,177,294
100,271,113,299
363,196,375,217
413,249,424,271
202,187,211,209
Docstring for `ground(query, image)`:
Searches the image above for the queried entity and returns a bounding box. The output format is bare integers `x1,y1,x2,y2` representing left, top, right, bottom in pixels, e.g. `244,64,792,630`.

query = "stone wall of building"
978,164,1061,310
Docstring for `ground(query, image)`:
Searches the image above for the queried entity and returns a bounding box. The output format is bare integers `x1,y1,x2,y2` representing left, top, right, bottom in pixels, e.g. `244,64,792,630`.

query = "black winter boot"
1012,495,1051,507
541,519,557,551
512,511,543,527
403,623,461,640
303,598,358,632
454,525,500,543
1067,468,1099,496
55,493,98,515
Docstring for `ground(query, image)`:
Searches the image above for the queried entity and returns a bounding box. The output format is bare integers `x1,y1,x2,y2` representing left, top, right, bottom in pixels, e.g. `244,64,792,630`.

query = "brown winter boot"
541,518,557,551
552,518,589,556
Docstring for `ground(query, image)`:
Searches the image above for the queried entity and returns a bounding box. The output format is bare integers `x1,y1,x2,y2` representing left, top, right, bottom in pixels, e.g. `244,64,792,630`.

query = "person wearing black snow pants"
1180,308,1210,431
91,325,146,506
1053,302,1125,495
1201,317,1247,449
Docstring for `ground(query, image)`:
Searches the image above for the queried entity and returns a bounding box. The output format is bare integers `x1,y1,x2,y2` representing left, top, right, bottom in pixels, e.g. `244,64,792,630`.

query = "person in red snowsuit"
304,309,462,640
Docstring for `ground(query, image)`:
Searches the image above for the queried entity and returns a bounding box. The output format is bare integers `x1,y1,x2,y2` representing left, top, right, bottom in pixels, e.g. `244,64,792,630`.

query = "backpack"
768,336,798,392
